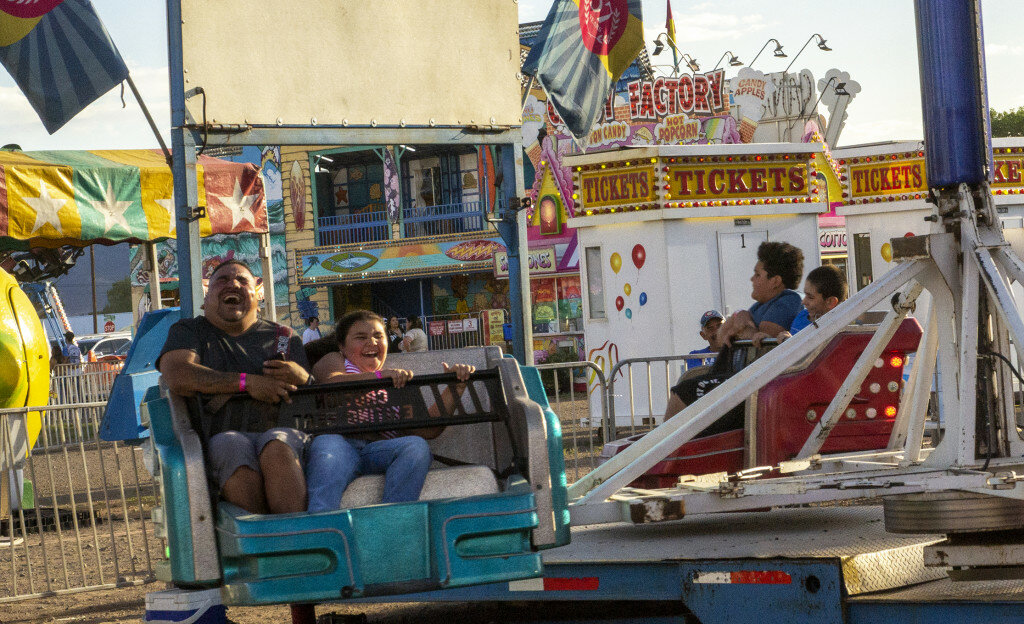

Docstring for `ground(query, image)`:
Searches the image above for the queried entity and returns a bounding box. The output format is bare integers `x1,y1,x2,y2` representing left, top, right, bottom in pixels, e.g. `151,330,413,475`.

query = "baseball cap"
699,310,724,328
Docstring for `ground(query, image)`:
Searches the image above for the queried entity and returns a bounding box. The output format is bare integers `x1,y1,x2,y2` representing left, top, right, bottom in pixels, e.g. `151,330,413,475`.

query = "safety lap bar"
193,369,508,441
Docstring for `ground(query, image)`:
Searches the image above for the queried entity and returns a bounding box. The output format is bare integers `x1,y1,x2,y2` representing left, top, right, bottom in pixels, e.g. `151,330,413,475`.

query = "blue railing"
317,210,389,246
401,200,489,239
317,200,500,247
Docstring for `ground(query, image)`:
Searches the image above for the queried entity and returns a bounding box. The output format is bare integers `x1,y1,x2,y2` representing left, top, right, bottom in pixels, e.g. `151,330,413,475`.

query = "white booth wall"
573,209,822,427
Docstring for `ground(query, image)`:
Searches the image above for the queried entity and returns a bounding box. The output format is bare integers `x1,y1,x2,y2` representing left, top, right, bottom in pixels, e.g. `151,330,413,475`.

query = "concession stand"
836,137,1024,315
564,143,827,424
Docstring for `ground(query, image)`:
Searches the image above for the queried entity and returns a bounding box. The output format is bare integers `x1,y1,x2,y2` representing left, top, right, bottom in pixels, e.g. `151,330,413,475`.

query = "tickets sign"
993,156,1024,188
848,160,926,198
666,164,807,200
578,167,656,208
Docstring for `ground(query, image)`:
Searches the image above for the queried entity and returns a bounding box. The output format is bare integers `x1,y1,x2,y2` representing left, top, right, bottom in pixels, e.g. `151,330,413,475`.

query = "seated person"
686,310,724,369
158,260,314,515
305,310,474,513
776,265,849,341
663,241,804,432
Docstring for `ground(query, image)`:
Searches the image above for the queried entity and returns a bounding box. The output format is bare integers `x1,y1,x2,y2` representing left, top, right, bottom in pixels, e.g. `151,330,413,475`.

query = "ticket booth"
837,138,1024,318
564,144,827,426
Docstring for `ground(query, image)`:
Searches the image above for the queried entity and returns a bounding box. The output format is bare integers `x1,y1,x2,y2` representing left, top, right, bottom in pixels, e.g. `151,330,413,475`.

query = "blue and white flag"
523,0,644,140
0,0,129,134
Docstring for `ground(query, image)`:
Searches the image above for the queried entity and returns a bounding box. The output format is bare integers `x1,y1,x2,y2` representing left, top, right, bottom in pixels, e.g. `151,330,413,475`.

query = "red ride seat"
754,318,923,466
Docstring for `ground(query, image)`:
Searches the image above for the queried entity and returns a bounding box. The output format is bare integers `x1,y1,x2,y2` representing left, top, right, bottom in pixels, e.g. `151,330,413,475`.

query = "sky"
3,1,1024,313
3,1,1024,152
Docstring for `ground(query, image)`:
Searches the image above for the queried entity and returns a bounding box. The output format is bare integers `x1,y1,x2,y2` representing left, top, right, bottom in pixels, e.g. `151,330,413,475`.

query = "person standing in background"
387,317,405,354
62,331,82,364
401,317,429,352
302,316,322,345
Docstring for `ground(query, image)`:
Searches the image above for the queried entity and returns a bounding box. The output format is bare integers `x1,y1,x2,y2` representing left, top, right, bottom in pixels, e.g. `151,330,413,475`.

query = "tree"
991,107,1024,138
102,276,132,313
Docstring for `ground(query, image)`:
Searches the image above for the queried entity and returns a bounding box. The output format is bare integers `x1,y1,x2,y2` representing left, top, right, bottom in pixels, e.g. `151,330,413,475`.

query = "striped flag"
0,0,129,134
523,0,644,140
666,0,679,73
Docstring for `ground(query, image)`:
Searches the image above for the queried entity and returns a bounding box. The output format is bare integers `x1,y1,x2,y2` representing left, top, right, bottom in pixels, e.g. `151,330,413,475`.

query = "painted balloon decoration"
615,296,624,311
881,242,893,263
632,244,646,270
639,292,648,306
625,308,632,319
624,283,631,295
610,252,622,274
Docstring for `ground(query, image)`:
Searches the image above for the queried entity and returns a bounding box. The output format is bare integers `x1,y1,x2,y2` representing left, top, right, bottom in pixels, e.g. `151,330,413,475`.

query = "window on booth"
853,233,873,292
585,247,606,320
331,162,385,217
557,275,583,332
531,277,557,334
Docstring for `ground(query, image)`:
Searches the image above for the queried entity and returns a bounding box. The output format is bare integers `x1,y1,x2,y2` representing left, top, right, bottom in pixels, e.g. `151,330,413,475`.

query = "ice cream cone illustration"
739,117,758,143
731,67,776,145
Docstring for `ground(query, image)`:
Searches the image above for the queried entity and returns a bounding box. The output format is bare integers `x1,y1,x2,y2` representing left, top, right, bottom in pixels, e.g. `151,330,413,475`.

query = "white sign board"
179,0,522,128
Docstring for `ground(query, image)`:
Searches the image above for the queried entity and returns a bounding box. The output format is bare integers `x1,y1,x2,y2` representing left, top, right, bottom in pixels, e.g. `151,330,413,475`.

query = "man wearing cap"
687,310,724,369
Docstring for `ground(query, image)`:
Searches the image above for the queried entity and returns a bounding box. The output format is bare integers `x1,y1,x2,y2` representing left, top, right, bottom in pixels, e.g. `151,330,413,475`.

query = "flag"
522,0,644,140
0,0,129,134
666,0,679,73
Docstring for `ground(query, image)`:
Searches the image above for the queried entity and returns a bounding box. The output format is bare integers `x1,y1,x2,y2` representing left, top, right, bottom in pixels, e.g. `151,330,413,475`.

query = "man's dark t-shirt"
157,317,310,375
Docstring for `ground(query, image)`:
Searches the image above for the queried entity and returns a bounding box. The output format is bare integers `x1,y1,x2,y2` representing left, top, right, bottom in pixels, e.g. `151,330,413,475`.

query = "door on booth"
717,231,768,316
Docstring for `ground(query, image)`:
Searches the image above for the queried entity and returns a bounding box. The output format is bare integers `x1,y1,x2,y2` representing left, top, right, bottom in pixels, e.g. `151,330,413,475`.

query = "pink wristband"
374,370,383,379
239,372,247,391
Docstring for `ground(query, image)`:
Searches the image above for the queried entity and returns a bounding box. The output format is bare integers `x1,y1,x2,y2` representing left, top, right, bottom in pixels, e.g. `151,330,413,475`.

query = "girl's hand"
381,368,414,388
443,362,475,381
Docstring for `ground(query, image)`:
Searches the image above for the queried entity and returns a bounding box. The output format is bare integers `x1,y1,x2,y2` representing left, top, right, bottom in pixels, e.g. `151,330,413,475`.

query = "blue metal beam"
166,0,203,318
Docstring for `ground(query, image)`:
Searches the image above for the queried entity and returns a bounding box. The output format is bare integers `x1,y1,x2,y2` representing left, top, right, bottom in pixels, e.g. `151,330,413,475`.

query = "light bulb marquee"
571,153,823,217
839,146,1024,205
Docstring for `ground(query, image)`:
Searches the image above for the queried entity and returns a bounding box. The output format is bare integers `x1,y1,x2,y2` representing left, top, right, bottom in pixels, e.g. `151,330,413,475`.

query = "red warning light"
889,355,904,368
884,405,897,418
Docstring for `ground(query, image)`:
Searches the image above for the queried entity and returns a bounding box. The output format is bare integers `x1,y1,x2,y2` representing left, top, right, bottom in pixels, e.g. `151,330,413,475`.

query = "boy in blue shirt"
778,264,848,341
664,241,804,430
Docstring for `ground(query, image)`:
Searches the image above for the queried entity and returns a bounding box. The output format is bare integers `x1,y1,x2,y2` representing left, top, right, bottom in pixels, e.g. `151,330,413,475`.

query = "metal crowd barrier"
0,359,160,603
605,354,706,440
534,361,607,483
50,362,123,409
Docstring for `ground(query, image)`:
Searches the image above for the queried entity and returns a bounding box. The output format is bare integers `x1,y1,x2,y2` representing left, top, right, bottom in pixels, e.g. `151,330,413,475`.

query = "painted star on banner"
24,181,68,235
220,179,257,229
91,182,133,235
155,192,176,234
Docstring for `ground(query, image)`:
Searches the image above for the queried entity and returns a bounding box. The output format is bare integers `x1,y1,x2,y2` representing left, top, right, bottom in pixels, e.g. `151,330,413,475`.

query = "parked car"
77,332,132,362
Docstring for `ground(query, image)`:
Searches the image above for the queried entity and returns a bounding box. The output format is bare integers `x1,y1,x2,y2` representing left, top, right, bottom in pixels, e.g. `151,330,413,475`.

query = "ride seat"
332,347,507,508
341,465,500,508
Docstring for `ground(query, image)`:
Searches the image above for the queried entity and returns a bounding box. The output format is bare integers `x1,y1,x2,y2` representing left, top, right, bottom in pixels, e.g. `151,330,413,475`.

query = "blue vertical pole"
914,0,992,189
167,0,204,318
496,144,529,364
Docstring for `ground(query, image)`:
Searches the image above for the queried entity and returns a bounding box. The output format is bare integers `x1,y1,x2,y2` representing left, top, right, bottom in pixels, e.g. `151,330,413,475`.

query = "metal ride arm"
568,258,929,506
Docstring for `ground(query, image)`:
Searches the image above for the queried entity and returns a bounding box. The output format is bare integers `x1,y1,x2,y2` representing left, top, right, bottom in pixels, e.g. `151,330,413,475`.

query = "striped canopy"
0,149,267,249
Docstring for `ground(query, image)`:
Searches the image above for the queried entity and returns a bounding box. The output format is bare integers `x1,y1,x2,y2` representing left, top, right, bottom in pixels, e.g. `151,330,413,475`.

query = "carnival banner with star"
0,149,266,249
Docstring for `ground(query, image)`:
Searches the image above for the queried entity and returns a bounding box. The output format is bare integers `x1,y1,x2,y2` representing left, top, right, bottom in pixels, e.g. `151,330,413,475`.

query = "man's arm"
159,349,298,403
717,311,755,346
